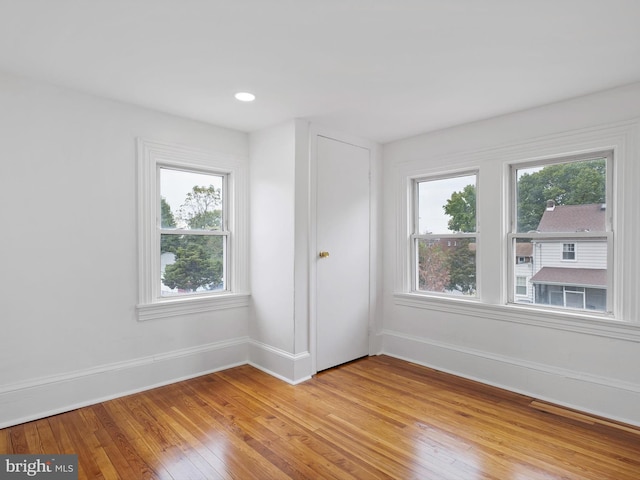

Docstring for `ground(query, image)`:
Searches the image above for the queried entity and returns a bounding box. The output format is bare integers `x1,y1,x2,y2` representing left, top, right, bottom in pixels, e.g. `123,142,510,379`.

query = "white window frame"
136,139,249,321
159,167,228,295
507,150,614,315
394,121,640,340
411,170,479,297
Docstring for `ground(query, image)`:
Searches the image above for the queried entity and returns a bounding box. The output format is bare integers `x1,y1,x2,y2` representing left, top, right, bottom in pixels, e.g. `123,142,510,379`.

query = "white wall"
248,120,312,383
382,83,640,426
249,121,296,351
5,66,638,430
0,71,251,428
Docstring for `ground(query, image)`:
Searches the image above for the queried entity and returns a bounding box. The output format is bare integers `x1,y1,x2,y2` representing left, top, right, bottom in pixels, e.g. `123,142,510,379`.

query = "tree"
446,239,476,294
443,184,476,233
437,184,477,294
441,159,606,234
417,241,450,292
517,159,606,232
163,240,218,292
179,185,222,230
162,185,224,292
160,197,181,254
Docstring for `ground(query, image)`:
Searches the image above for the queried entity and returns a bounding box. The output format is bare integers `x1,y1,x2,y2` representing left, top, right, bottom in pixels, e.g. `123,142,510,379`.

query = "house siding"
514,262,535,303
535,241,607,270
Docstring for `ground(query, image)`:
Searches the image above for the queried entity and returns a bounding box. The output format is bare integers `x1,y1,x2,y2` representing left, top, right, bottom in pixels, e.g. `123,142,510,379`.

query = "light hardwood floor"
1,355,639,479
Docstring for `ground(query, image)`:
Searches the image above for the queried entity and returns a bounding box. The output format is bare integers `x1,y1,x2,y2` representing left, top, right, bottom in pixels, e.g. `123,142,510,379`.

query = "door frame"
308,125,381,374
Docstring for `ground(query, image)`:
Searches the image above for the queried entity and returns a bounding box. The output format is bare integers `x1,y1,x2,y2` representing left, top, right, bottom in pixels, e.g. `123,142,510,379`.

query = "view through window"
511,154,610,312
160,168,227,297
414,173,477,296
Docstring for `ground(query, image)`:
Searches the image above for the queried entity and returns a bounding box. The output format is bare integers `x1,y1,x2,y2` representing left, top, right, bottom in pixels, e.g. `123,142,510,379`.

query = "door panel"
316,136,370,371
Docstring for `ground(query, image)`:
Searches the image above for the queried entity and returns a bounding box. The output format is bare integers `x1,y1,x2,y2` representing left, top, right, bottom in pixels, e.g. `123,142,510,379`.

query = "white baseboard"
248,340,312,385
0,337,249,429
381,329,640,427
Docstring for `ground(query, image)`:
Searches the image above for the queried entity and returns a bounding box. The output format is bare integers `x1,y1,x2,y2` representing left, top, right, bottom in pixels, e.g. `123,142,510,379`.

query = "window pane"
417,237,476,296
160,168,224,231
562,243,576,260
585,288,606,311
161,234,225,296
512,155,610,314
515,158,606,234
417,175,476,234
565,290,585,309
516,237,607,312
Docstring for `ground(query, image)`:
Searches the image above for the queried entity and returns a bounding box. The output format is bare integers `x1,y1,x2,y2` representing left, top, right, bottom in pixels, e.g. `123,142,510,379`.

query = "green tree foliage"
163,239,219,292
517,159,606,232
160,197,181,254
162,185,224,292
446,239,476,294
421,184,477,295
161,197,176,228
417,240,450,292
430,159,606,296
443,184,476,233
179,185,222,230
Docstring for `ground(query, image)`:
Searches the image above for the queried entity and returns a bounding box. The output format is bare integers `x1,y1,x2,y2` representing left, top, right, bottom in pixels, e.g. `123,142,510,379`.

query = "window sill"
137,292,250,322
393,292,640,342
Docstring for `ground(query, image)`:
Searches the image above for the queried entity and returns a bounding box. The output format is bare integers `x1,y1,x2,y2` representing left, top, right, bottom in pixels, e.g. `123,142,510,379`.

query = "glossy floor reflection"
2,356,639,479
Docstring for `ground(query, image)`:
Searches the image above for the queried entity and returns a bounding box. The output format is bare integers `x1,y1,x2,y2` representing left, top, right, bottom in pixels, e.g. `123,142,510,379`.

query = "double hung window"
160,168,227,296
137,139,248,320
509,151,613,313
562,243,576,261
515,276,528,296
412,172,478,297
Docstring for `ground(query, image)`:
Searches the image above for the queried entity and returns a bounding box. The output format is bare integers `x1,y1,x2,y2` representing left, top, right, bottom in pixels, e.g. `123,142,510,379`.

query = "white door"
316,135,370,372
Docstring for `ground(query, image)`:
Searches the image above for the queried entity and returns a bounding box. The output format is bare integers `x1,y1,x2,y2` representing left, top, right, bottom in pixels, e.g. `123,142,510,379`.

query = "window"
412,172,477,297
509,151,612,313
562,243,576,261
160,168,227,296
137,139,249,321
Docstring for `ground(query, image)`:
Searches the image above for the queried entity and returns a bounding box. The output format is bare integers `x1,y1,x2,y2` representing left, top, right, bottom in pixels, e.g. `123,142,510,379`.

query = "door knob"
319,251,330,258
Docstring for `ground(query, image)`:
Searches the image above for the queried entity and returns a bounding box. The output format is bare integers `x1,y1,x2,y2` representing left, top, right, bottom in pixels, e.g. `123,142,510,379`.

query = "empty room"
1,1,639,479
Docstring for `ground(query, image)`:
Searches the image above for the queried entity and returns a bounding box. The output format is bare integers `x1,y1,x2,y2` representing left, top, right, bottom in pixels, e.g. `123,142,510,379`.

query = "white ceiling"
1,0,639,143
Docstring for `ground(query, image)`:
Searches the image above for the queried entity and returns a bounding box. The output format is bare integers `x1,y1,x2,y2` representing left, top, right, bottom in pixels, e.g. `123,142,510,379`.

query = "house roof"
515,243,533,256
530,267,606,288
536,204,605,233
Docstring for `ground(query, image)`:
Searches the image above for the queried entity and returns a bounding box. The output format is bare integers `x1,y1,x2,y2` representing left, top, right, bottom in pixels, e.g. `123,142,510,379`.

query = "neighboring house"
514,242,534,303
517,202,607,311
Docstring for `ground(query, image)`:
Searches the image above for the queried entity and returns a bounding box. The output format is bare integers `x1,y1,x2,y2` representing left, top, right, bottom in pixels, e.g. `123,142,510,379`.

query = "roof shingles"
536,204,605,233
530,267,606,287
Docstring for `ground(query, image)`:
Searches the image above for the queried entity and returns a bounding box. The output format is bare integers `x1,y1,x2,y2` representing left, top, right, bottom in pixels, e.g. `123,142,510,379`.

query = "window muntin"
509,152,612,314
562,243,576,261
159,168,228,297
413,173,477,297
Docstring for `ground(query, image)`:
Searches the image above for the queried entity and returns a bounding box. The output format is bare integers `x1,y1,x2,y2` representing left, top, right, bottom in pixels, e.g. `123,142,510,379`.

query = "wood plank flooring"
2,355,639,479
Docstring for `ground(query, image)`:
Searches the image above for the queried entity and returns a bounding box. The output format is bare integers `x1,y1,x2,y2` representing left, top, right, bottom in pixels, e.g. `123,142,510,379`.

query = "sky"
160,168,222,228
417,174,475,234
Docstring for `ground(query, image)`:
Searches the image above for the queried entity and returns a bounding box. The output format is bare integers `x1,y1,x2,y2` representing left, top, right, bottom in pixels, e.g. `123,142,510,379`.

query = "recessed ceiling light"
234,92,256,102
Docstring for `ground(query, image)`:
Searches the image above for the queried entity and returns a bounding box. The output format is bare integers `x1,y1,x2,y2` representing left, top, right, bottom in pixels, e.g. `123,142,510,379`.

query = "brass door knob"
319,251,330,258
